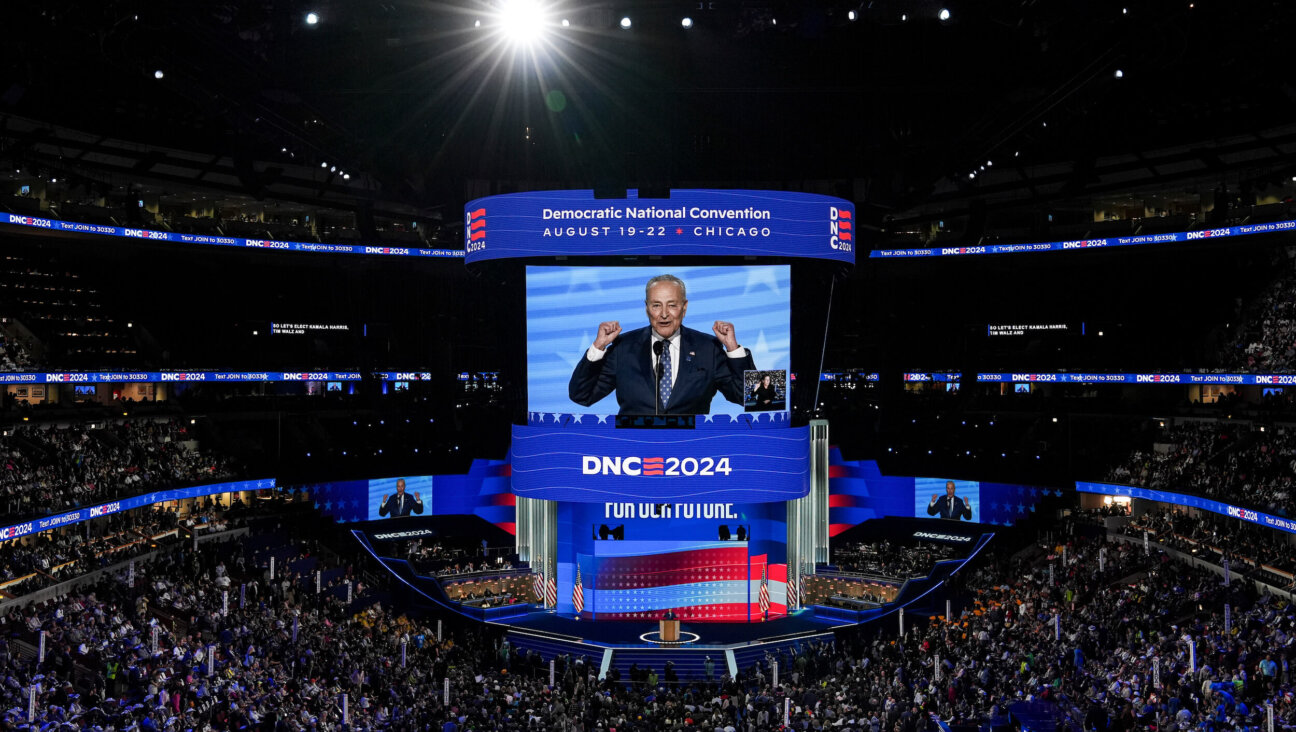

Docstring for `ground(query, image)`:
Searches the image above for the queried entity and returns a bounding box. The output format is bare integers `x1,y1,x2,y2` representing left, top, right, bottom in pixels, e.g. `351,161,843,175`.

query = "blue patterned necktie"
659,341,673,409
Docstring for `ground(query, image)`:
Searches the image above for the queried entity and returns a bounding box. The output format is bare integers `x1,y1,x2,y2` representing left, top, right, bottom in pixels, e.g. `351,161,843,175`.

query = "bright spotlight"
1114,69,1124,78
153,70,164,79
500,0,547,44
939,8,951,20
620,16,632,29
561,18,570,27
681,16,693,28
305,12,319,25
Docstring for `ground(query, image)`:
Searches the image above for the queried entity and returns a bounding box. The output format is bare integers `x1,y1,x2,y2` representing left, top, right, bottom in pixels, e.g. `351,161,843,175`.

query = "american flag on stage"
758,564,770,617
532,570,545,603
572,563,585,616
787,567,799,611
545,561,557,608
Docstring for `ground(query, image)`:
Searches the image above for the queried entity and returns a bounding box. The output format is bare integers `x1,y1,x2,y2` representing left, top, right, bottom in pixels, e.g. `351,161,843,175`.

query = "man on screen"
379,478,424,518
927,480,973,521
568,274,755,415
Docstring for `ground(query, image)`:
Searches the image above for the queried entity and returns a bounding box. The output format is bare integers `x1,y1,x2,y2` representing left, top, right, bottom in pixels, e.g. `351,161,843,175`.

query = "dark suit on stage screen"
568,325,754,415
926,481,972,521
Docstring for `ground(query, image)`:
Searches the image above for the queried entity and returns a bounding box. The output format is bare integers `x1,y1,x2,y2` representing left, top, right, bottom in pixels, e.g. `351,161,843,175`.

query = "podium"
659,619,680,642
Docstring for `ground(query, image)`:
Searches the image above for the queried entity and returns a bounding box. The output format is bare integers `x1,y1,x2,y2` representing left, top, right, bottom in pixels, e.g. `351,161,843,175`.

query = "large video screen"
827,454,1053,532
526,265,791,417
913,478,981,523
367,475,435,519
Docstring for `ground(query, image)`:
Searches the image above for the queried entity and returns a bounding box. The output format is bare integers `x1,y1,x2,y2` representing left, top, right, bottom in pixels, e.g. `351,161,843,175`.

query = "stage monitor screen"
525,265,791,417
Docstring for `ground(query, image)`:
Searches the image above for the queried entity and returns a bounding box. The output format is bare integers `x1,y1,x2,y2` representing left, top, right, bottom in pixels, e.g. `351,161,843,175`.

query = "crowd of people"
0,419,241,522
1123,508,1296,590
414,534,1296,732
0,331,37,372
1223,266,1296,372
0,508,182,598
398,539,515,578
831,540,961,579
1104,421,1296,517
0,521,416,730
1,489,1295,730
1105,422,1241,489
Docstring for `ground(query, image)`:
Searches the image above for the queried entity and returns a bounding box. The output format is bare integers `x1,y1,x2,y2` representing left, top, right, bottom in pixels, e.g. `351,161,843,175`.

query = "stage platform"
491,606,852,647
351,521,996,678
495,609,845,681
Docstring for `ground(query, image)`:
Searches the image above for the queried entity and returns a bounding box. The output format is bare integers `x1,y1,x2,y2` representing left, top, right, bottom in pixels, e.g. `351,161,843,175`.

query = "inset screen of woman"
743,369,787,412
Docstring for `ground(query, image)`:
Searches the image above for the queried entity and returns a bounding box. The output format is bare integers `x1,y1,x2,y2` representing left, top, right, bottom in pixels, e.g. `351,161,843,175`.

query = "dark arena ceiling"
3,0,1295,221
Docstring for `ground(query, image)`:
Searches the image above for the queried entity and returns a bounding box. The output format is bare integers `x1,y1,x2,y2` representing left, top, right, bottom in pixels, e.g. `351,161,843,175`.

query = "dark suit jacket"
568,325,755,415
926,494,972,521
379,492,424,518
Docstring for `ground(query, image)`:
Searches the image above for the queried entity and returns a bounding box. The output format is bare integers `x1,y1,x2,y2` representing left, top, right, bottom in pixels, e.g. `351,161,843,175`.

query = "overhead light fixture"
153,70,164,79
500,0,548,45
305,12,319,25
561,18,570,27
620,16,632,29
848,10,857,20
1114,69,1124,78
681,17,693,28
938,8,951,21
